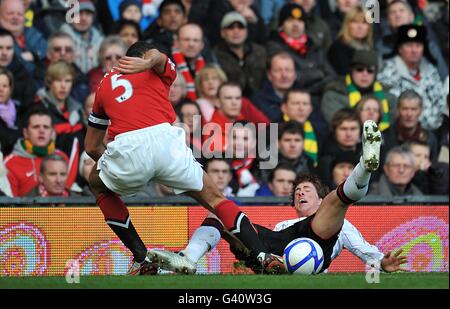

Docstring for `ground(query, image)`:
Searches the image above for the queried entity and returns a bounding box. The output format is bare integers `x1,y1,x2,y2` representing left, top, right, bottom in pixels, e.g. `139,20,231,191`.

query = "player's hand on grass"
381,249,408,273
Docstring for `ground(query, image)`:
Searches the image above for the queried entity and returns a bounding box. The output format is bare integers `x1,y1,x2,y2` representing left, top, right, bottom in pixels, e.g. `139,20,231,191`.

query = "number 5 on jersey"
111,74,133,103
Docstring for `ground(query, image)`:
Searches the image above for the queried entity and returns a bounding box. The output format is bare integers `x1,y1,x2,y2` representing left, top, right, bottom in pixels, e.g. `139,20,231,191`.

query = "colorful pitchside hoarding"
0,206,447,276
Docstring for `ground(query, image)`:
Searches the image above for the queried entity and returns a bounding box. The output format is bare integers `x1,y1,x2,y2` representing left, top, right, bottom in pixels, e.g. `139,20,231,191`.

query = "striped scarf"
345,74,390,131
283,116,318,166
172,45,205,101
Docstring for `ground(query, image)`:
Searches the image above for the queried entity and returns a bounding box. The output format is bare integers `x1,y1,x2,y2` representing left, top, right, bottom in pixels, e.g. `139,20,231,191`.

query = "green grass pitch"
0,273,448,289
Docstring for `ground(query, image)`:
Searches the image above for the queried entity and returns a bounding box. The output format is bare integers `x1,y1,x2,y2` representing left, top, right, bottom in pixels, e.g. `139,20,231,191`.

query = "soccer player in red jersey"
85,42,283,275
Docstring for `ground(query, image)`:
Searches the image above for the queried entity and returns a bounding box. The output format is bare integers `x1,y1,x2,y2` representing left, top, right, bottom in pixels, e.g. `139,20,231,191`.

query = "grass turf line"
0,273,448,289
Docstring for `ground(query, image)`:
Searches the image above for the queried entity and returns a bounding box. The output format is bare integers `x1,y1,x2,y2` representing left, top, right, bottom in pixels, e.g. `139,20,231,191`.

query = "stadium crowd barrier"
0,195,448,276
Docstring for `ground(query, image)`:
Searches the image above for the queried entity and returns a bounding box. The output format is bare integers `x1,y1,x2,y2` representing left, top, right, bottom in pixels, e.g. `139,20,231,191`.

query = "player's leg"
179,214,222,265
89,164,155,275
185,172,284,273
311,120,382,239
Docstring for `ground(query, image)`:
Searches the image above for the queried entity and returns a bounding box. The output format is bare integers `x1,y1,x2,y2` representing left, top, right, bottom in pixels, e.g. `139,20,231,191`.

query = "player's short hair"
24,107,54,128
291,173,330,205
278,121,304,140
126,41,156,57
40,153,68,175
268,162,296,183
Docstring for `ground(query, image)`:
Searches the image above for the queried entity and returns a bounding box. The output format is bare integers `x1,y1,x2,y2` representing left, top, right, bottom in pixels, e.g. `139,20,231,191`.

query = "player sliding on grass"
85,42,283,275
151,120,406,274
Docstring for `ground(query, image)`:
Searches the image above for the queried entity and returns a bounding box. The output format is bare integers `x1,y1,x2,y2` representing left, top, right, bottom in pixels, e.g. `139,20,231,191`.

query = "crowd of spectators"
0,0,448,200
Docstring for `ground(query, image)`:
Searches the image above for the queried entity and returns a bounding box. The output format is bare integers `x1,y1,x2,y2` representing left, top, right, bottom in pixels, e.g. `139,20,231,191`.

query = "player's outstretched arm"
381,249,408,273
85,126,107,162
116,49,167,75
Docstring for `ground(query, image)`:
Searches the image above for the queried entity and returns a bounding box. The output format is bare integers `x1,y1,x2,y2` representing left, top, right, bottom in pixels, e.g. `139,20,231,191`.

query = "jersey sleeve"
158,56,177,86
340,220,385,266
88,90,110,130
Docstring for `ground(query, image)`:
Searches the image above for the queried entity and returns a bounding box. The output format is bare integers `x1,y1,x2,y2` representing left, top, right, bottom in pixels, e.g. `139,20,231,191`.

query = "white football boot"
147,249,197,275
361,120,382,172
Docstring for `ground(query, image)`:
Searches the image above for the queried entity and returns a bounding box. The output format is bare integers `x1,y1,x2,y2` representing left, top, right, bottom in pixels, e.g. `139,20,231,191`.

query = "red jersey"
89,57,177,139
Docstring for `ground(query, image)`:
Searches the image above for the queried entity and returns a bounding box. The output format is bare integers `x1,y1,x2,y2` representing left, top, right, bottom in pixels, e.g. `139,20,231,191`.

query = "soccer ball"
282,238,324,274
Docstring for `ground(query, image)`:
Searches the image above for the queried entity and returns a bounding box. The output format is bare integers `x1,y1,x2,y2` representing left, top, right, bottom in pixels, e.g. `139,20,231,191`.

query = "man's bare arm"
85,126,107,162
116,49,167,75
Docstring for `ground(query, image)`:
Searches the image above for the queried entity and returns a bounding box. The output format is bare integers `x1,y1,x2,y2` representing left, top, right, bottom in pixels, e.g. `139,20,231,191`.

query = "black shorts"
255,215,340,272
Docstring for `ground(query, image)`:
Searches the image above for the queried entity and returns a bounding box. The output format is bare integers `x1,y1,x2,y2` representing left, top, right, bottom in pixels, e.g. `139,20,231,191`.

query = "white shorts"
97,123,204,196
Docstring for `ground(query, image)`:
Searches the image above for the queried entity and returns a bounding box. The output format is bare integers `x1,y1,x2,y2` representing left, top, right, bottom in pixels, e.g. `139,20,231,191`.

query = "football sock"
181,218,222,263
96,192,147,263
337,161,371,204
214,199,267,257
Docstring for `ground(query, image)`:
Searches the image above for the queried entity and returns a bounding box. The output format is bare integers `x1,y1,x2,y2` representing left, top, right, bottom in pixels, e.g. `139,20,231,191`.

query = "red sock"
214,199,241,231
96,192,129,225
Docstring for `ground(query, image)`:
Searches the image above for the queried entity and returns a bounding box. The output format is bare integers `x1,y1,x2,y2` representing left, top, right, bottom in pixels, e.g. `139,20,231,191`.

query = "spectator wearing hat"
293,0,332,52
60,0,104,74
327,6,374,76
321,50,397,130
143,0,186,56
189,0,266,47
376,0,447,80
329,150,359,189
259,0,332,52
267,3,336,98
97,0,159,35
377,24,445,131
213,11,267,97
0,0,47,74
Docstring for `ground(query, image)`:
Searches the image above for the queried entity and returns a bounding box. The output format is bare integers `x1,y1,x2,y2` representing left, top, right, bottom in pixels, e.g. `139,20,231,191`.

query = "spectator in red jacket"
3,108,69,196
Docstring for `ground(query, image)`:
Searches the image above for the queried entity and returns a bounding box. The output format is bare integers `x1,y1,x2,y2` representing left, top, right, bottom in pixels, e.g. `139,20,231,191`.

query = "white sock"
181,226,221,263
342,160,371,202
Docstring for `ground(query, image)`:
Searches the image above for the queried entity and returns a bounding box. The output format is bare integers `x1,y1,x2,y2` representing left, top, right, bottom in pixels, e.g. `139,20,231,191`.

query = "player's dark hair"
290,173,329,206
126,41,156,57
268,162,296,183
